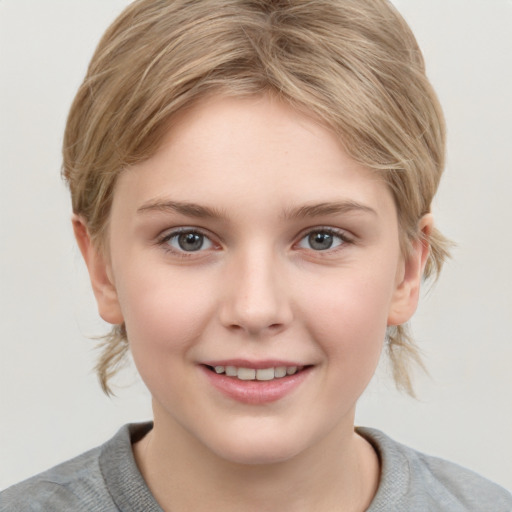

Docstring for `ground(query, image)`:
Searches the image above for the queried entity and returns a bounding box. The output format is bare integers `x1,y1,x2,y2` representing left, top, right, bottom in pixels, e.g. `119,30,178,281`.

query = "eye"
297,229,348,251
161,229,214,253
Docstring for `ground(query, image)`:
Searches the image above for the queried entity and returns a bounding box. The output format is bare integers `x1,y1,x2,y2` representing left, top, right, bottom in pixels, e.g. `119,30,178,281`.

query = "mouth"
201,362,313,404
204,364,307,381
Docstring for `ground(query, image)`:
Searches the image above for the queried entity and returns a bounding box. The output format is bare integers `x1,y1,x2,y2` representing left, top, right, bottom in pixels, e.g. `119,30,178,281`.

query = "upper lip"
202,359,308,369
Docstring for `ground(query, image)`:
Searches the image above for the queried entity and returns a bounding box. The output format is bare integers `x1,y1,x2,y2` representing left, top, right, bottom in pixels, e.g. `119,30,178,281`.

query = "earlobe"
387,214,433,326
72,215,124,325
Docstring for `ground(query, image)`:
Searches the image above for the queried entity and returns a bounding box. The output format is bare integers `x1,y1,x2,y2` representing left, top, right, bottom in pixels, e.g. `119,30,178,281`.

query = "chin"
203,426,312,466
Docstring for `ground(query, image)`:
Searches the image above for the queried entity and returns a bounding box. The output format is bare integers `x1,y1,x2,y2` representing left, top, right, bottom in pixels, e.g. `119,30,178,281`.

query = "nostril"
225,322,285,336
219,289,293,334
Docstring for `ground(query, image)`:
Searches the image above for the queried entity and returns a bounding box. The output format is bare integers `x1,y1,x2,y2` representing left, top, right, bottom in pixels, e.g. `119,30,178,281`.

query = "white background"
1,0,511,492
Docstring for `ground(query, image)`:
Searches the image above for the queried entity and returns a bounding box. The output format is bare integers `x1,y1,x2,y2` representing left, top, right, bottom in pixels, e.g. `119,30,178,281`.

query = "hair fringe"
424,226,454,282
94,324,129,396
386,324,427,398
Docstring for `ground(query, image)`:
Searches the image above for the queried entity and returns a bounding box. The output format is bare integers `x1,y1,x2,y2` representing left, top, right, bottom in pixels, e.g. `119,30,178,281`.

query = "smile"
202,363,312,404
207,365,303,381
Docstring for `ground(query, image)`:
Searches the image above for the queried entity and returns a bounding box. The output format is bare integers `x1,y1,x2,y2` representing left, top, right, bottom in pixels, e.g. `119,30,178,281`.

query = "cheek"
115,266,217,362
301,264,396,368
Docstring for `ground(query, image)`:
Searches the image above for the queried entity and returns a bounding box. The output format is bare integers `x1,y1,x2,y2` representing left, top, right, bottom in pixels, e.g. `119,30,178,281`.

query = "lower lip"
201,366,312,405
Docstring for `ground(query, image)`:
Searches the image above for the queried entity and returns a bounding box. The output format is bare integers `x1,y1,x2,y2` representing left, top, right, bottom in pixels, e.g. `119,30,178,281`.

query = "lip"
200,362,312,405
202,359,305,369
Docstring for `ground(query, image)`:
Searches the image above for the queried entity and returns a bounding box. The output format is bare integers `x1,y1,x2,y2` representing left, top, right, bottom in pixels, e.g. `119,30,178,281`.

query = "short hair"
63,0,451,396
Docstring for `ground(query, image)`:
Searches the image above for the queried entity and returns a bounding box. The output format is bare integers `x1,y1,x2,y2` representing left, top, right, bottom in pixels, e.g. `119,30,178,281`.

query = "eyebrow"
137,200,227,219
137,199,377,219
282,201,377,219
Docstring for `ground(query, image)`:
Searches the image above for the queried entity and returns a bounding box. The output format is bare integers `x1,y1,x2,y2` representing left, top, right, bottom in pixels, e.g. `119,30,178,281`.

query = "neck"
133,410,379,512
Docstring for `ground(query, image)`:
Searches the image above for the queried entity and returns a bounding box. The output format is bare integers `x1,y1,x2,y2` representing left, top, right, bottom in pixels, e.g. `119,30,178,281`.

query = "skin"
74,94,431,512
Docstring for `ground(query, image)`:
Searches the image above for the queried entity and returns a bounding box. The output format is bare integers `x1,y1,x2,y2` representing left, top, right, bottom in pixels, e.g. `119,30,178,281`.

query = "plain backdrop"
1,0,511,492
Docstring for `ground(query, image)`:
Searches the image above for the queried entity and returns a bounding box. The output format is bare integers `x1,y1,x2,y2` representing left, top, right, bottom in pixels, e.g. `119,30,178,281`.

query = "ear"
72,215,124,325
387,214,433,326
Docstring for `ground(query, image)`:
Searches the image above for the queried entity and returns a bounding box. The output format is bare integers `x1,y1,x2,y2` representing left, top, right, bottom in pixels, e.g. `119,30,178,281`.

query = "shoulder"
358,427,512,512
0,423,153,512
0,445,108,512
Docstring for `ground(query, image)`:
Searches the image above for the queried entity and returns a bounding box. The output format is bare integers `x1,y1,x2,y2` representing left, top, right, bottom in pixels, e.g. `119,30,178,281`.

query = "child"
1,0,511,510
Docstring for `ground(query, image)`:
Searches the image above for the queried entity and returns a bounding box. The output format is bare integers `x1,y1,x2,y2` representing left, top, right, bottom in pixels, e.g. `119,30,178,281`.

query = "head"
64,0,450,396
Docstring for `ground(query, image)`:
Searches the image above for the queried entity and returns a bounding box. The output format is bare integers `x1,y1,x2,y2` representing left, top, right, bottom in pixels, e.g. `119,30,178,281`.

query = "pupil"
309,232,333,250
178,233,203,251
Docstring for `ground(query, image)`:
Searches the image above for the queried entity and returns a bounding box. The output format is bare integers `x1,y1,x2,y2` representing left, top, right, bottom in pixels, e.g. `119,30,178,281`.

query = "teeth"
225,366,237,377
237,368,256,380
275,366,287,378
210,365,303,381
256,368,275,381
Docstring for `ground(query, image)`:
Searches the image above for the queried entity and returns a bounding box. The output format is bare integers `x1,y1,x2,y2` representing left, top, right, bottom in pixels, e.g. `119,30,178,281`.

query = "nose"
219,248,293,337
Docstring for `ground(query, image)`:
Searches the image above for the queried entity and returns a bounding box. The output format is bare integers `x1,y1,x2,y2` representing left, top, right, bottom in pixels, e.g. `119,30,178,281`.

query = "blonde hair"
63,0,450,396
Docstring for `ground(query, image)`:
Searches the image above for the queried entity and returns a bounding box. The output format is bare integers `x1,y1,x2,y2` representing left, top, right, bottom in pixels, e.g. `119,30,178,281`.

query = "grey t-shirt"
1,423,511,511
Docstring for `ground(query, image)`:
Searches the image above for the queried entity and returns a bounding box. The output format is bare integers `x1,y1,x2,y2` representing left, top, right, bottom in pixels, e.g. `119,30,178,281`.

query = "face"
81,94,425,465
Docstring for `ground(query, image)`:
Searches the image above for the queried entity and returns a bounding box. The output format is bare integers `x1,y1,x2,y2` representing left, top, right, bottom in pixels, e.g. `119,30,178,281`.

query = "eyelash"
156,226,353,258
157,228,217,258
295,227,353,253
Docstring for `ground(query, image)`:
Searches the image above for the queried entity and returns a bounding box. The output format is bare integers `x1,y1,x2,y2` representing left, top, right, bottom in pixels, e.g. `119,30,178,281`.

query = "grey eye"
309,232,333,250
298,230,345,251
168,231,213,252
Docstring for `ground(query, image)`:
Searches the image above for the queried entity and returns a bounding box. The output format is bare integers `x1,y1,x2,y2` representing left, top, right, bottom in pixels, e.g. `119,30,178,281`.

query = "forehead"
113,94,395,220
